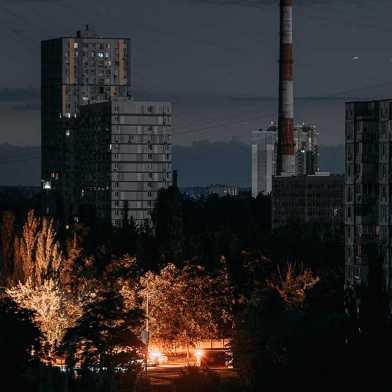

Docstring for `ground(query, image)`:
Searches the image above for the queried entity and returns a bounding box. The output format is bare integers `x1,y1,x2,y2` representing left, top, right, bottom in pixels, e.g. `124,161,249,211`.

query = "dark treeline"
0,187,391,390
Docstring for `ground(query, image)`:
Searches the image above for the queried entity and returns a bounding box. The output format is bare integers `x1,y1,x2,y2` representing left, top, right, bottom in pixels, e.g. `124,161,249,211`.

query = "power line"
173,112,272,136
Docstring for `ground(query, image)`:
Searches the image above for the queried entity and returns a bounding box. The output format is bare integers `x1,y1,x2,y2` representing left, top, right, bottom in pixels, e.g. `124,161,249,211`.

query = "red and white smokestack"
277,0,295,175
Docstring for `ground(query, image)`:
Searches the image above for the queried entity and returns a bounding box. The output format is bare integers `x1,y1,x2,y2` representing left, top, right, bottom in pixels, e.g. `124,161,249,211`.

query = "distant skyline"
1,0,392,146
0,142,344,187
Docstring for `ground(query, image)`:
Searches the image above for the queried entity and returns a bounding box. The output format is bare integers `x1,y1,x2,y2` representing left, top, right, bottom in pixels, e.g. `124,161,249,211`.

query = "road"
147,363,238,390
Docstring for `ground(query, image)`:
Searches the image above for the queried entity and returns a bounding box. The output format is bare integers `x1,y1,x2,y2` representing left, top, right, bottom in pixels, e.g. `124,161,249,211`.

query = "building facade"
252,123,319,197
41,26,131,222
345,100,392,289
77,99,172,227
252,125,277,197
207,184,239,197
294,124,320,176
272,173,344,229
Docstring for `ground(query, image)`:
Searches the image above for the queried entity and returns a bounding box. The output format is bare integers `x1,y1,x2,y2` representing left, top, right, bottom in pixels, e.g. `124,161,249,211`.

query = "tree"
0,210,15,285
231,263,320,390
140,262,231,352
12,210,63,286
152,187,184,263
0,297,41,389
6,210,91,354
62,290,144,391
7,278,85,353
267,263,320,307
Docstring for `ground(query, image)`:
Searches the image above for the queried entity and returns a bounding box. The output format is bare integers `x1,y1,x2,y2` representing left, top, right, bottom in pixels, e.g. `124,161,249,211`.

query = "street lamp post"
145,291,149,376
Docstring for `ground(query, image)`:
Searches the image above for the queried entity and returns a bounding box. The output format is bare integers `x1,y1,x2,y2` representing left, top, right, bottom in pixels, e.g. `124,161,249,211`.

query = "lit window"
43,181,51,190
65,130,71,136
97,52,104,58
74,42,78,49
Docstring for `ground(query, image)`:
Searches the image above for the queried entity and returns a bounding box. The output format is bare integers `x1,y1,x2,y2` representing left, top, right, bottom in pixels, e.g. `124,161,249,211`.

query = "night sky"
1,0,392,147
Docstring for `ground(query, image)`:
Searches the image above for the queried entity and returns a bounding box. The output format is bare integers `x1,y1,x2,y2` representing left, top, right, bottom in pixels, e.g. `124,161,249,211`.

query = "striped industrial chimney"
277,0,295,175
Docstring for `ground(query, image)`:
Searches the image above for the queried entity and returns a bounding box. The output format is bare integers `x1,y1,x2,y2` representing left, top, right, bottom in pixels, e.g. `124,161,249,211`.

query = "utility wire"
173,111,272,136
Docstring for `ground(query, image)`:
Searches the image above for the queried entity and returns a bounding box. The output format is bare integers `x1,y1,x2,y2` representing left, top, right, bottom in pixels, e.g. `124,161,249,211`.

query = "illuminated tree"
6,211,92,354
140,262,231,350
7,278,84,351
0,211,16,285
267,263,320,307
11,210,63,286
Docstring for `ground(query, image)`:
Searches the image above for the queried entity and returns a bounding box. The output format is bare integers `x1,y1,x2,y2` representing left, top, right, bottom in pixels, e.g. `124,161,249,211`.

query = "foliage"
0,210,15,285
62,290,144,385
0,297,41,388
8,210,63,286
267,263,320,307
140,262,231,348
231,261,322,390
4,211,93,354
7,278,85,351
152,186,184,263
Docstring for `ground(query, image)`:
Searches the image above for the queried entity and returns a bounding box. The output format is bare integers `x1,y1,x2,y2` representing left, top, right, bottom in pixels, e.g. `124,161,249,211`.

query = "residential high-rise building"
41,25,131,222
251,124,277,197
76,99,172,227
207,184,239,197
272,173,344,228
294,124,320,175
345,100,392,289
251,123,319,197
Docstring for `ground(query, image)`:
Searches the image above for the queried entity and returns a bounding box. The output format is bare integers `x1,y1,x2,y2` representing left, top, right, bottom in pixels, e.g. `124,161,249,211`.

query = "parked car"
199,349,230,367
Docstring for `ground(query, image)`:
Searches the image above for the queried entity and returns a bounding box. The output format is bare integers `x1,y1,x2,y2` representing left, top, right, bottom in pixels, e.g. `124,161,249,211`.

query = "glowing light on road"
195,349,203,366
148,350,168,365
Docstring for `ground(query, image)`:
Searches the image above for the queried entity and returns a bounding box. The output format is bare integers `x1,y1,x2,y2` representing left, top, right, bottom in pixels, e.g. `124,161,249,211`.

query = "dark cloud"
4,0,60,2
13,103,40,111
189,0,374,7
0,0,389,148
0,88,39,102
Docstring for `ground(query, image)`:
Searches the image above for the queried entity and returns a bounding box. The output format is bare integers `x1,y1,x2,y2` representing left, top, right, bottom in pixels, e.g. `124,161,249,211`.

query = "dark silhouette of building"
272,173,344,228
345,100,392,288
76,99,172,227
41,25,131,223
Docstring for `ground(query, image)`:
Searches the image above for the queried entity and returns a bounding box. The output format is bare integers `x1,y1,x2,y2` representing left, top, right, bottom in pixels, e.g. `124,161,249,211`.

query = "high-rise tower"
277,0,295,176
41,26,131,222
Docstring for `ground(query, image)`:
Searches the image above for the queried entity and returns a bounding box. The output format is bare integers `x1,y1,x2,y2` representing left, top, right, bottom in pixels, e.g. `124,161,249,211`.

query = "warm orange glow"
148,350,168,365
195,349,203,366
195,349,203,359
